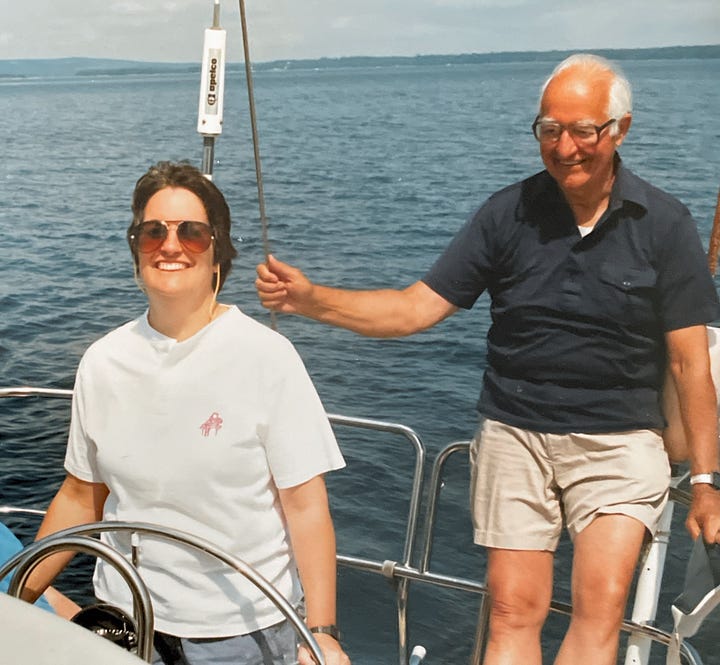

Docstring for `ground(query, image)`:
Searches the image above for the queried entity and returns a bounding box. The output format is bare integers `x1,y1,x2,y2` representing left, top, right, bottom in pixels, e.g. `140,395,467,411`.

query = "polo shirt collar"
608,155,650,214
523,154,649,225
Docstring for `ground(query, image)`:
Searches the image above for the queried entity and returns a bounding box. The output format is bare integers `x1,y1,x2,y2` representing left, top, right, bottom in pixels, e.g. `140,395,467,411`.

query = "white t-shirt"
65,306,345,637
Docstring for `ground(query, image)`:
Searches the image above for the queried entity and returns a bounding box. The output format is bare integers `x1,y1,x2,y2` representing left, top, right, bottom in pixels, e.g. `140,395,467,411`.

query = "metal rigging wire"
238,0,277,330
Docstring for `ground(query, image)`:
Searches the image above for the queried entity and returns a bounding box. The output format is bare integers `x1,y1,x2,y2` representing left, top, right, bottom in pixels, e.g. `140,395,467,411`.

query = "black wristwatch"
689,472,720,490
309,624,342,642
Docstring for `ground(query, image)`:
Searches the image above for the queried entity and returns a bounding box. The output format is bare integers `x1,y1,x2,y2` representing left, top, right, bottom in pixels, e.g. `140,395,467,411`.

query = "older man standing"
256,54,720,664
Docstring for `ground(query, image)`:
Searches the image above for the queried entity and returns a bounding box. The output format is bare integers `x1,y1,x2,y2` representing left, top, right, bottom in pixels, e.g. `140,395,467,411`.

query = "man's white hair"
538,53,633,135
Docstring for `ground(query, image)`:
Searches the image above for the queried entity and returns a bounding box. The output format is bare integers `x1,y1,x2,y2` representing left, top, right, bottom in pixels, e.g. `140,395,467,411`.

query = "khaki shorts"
470,418,670,551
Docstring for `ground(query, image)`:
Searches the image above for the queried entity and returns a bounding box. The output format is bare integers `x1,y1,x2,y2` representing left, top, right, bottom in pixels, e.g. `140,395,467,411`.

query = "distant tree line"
1,44,717,79
253,44,720,72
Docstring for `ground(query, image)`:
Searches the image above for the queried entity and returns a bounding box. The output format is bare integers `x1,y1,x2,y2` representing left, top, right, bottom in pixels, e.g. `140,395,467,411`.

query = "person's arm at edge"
661,368,688,463
279,475,350,665
666,325,720,543
42,585,82,619
256,255,458,338
20,474,108,603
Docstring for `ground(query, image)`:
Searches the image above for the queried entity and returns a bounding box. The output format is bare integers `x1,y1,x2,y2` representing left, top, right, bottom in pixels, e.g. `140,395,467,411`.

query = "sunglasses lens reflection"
137,222,166,253
179,223,214,253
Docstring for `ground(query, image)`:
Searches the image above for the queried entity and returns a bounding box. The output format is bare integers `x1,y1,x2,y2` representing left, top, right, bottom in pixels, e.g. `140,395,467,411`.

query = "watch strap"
690,472,720,488
309,624,341,641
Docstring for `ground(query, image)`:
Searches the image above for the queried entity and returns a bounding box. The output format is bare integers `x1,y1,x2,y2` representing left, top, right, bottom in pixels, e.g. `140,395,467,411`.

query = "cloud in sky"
1,0,718,62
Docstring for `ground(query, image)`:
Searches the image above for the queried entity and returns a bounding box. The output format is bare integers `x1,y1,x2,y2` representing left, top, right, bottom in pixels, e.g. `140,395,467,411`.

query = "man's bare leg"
554,514,646,665
482,548,554,665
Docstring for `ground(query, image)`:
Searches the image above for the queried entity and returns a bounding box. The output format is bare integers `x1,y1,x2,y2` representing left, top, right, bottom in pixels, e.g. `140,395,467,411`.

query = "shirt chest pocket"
596,263,657,327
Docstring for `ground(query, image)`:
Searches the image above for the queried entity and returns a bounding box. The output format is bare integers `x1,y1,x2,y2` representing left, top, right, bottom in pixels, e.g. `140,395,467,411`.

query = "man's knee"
487,575,552,630
572,573,633,622
489,594,550,632
487,549,554,629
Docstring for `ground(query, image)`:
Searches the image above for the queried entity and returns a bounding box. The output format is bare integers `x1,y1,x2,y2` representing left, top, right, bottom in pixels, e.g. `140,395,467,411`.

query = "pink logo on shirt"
200,412,223,437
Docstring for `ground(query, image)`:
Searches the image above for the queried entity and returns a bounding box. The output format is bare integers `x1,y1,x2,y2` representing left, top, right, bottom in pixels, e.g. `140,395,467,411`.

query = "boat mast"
196,1,277,327
197,0,227,179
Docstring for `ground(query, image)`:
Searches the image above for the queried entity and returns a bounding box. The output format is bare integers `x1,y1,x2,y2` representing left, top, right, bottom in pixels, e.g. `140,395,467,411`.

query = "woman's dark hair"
127,161,238,292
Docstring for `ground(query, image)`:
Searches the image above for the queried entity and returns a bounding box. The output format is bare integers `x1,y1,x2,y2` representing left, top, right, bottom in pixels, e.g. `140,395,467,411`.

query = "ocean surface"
1,56,720,663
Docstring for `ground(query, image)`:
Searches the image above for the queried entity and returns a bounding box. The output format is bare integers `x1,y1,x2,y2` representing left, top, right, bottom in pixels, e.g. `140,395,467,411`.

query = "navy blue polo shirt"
423,160,720,433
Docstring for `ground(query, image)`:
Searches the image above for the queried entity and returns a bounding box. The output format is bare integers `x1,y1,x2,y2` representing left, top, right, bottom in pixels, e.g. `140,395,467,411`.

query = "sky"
1,0,719,63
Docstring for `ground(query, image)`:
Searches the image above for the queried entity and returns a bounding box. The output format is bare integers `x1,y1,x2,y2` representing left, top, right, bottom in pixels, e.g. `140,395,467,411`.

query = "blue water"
1,57,720,663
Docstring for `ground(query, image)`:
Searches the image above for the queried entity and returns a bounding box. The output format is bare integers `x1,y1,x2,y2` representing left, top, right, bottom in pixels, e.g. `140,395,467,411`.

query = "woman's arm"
21,474,108,603
279,475,350,665
42,585,82,618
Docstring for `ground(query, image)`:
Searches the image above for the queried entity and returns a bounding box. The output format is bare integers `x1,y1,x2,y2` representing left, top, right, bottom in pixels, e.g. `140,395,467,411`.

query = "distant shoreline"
1,44,718,79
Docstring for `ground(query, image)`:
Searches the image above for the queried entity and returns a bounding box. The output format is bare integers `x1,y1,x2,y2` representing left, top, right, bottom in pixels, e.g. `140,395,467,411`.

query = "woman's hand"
298,632,350,665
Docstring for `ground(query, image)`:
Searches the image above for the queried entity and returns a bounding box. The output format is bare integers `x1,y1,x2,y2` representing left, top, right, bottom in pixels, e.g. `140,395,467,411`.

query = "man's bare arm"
256,255,458,337
666,325,720,543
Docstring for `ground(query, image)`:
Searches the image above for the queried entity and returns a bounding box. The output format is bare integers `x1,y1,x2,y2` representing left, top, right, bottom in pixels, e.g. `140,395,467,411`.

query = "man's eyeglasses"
531,117,617,146
128,220,215,254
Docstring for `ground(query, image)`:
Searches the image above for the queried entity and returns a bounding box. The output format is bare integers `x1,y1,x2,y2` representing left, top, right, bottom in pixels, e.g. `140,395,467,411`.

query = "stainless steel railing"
0,522,326,664
0,532,155,661
0,387,706,665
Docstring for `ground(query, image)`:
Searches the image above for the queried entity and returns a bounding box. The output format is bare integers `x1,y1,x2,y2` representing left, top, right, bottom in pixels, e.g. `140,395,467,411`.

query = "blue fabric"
0,523,54,612
423,159,720,433
152,619,296,664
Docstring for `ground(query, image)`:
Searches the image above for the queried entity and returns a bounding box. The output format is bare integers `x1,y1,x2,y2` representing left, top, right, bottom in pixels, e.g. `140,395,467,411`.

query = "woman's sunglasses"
129,220,215,254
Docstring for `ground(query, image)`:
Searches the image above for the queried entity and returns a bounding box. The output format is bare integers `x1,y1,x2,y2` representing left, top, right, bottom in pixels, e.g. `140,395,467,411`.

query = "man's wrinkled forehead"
539,66,612,119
